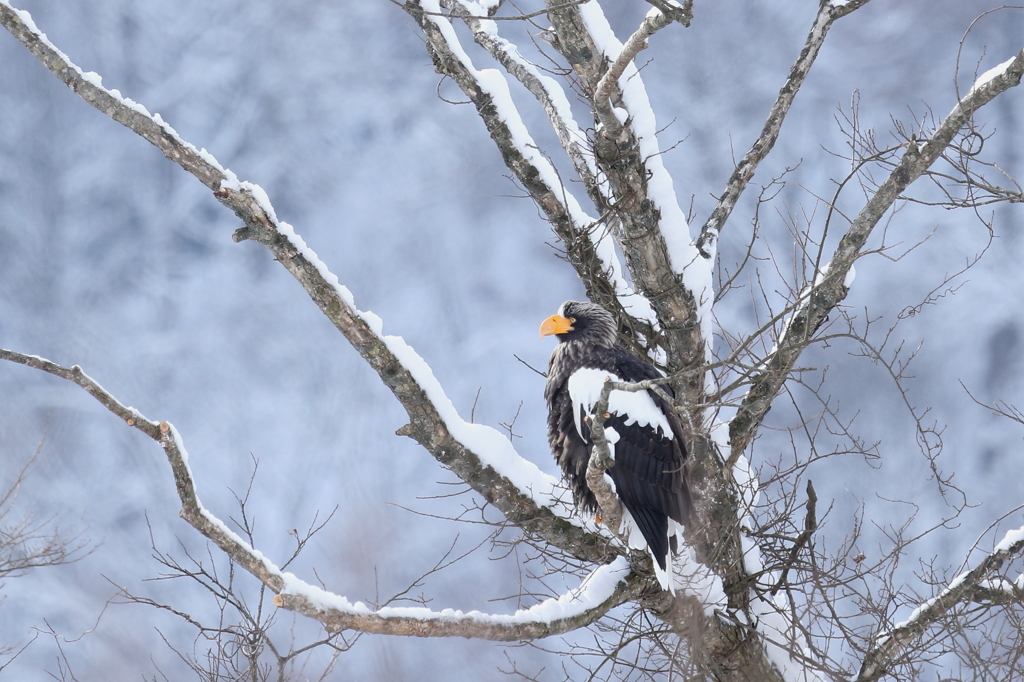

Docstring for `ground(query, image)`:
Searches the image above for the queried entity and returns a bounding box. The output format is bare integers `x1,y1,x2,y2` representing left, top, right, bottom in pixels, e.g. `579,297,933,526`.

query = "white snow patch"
970,55,1019,95
979,578,1014,594
995,523,1024,552
605,425,620,452
279,557,631,626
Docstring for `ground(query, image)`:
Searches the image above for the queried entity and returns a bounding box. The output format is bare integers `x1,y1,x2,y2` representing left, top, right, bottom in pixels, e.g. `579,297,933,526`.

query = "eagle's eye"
569,317,576,324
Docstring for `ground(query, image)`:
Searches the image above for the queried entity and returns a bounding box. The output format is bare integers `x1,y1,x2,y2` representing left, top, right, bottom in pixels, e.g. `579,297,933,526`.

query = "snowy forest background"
1,0,1022,679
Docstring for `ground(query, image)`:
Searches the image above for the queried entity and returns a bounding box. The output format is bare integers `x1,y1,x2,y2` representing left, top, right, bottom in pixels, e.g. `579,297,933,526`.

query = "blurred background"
1,0,1022,678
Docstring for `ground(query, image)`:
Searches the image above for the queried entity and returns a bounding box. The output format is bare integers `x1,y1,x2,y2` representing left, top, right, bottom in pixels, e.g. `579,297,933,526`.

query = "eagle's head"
539,301,616,349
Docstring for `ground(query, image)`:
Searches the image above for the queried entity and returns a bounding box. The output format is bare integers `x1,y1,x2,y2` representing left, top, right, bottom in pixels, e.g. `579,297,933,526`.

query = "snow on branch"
436,1,659,332
0,350,642,641
856,524,1024,682
412,0,592,229
728,46,1024,468
0,1,224,190
0,1,614,566
591,3,691,118
548,2,712,388
278,556,638,639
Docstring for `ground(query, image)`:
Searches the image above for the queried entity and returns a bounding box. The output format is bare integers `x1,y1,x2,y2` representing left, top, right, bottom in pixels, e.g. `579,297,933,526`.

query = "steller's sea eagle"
541,300,691,590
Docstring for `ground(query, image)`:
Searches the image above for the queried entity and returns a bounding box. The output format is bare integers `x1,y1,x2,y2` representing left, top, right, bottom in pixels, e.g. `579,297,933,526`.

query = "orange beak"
539,314,574,338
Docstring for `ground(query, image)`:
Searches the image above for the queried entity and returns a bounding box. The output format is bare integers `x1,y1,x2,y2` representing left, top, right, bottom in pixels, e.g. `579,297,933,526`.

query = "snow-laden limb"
449,1,609,205
580,3,701,286
0,1,614,566
436,1,658,331
542,1,710,401
728,45,1024,467
0,349,646,640
696,0,871,261
591,3,691,120
415,0,592,229
277,557,638,639
0,349,282,589
856,522,1024,682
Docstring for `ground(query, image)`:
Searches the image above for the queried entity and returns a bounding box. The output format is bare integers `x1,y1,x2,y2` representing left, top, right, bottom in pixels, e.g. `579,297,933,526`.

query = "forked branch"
0,349,643,641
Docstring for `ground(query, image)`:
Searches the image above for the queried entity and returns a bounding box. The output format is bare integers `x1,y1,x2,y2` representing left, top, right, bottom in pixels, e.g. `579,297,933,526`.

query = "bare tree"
2,0,1024,680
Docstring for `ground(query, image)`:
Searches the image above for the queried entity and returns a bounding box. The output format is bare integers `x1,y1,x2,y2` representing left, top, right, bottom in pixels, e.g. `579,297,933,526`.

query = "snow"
994,523,1024,552
279,557,631,628
671,543,726,610
978,578,1014,594
593,229,659,325
81,71,103,87
566,367,673,441
969,55,1019,95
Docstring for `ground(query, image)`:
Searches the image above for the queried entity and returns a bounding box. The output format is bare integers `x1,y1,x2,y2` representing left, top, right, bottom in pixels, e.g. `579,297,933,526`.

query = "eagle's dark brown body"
542,301,691,583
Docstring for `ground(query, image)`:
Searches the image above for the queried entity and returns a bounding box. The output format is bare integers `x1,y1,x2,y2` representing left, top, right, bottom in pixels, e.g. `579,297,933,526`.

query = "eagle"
541,300,691,590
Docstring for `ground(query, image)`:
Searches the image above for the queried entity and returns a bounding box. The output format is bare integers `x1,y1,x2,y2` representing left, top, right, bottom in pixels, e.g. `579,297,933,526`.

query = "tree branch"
697,0,871,259
856,525,1024,681
592,2,691,119
0,349,644,641
728,46,1024,468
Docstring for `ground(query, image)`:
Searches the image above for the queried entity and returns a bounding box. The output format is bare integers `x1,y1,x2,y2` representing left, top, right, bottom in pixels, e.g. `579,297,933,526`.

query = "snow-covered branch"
433,1,658,341
592,3,690,125
857,524,1024,682
546,2,711,399
728,45,1024,466
0,349,643,641
0,0,612,566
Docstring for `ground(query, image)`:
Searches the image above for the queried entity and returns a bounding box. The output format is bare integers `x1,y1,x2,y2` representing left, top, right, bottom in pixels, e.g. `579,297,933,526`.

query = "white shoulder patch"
567,367,674,441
